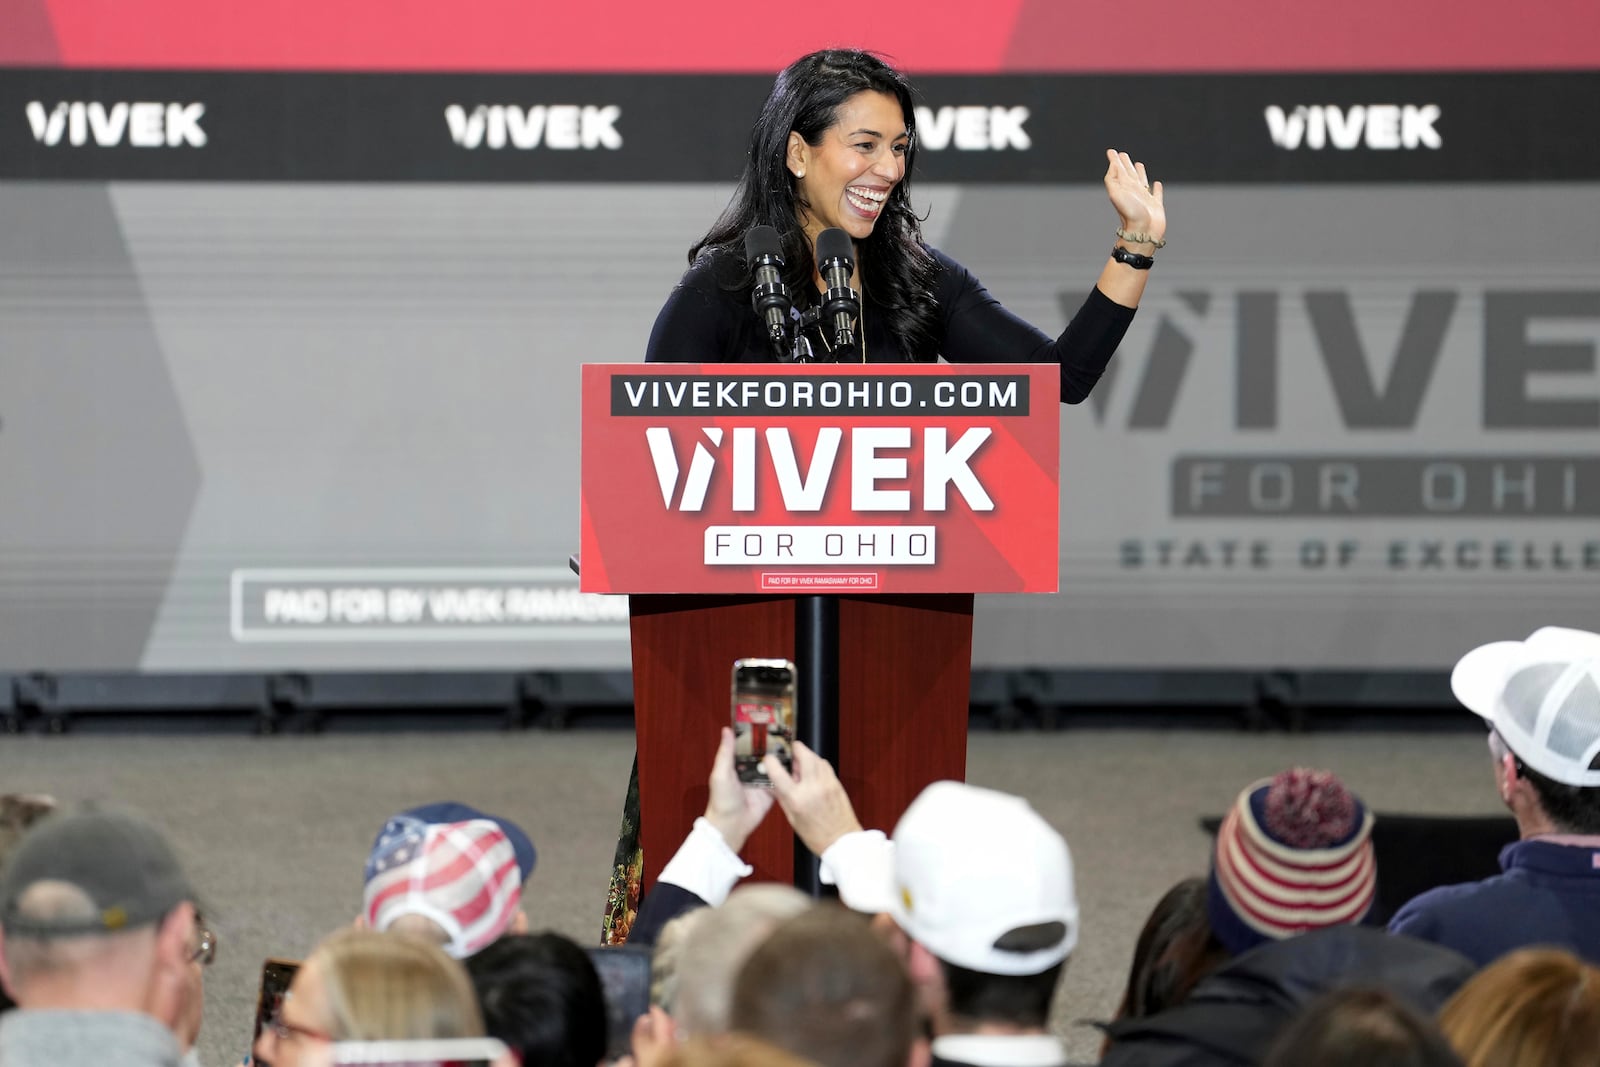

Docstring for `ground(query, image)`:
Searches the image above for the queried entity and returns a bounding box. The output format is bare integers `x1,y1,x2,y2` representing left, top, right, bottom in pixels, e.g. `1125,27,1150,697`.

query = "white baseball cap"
878,781,1077,976
1452,626,1600,788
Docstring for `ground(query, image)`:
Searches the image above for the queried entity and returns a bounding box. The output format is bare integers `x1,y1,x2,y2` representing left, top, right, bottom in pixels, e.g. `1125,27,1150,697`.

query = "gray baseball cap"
0,807,196,936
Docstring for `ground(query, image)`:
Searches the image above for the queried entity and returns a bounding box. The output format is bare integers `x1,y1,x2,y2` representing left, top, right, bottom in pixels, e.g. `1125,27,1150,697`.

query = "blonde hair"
1438,947,1600,1067
650,906,708,1011
311,928,485,1041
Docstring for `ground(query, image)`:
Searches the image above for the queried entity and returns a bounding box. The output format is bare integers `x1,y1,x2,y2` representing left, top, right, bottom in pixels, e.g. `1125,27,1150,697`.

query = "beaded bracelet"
1116,227,1167,249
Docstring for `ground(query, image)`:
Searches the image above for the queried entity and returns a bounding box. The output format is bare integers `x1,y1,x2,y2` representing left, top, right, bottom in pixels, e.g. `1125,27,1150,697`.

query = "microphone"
814,228,860,360
744,226,792,357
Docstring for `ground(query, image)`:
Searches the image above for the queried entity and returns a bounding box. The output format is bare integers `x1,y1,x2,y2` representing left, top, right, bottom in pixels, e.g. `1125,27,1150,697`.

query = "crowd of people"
0,626,1597,1067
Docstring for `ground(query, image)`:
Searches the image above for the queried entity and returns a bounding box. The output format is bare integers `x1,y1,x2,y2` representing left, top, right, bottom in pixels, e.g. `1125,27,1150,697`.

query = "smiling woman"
643,48,1168,404
788,90,908,243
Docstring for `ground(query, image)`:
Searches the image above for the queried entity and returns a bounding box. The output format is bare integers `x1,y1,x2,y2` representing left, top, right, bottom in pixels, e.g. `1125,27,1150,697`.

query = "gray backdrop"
2,180,1597,672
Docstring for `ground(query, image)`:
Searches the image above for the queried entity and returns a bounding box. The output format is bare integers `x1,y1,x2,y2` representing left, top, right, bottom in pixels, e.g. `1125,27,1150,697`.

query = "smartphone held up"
731,658,796,786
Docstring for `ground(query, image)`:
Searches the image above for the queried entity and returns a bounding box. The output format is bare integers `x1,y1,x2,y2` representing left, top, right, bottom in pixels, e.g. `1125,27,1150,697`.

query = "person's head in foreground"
0,795,57,869
0,793,59,1018
693,48,939,358
1110,876,1228,1030
648,906,707,1016
1452,626,1600,835
0,806,204,1049
669,882,810,1039
466,932,608,1067
1437,947,1600,1067
731,903,924,1067
1208,766,1377,957
862,781,1077,1037
253,927,485,1067
662,1034,819,1067
362,802,537,959
1261,987,1463,1067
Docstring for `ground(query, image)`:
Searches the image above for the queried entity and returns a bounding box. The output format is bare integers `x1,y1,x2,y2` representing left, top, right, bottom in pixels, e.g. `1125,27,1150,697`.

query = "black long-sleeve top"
644,245,1135,404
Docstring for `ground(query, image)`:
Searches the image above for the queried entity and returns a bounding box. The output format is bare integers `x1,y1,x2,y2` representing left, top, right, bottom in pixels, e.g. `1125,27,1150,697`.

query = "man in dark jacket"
1099,926,1475,1067
1389,626,1600,965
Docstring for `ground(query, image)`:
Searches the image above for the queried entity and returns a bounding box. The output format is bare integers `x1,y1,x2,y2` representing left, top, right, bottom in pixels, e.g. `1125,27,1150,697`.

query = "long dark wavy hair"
689,49,941,359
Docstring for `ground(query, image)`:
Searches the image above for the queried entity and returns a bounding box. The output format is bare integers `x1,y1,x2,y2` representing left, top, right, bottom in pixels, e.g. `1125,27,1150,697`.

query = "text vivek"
1265,104,1441,150
25,101,207,147
646,426,994,513
444,104,622,150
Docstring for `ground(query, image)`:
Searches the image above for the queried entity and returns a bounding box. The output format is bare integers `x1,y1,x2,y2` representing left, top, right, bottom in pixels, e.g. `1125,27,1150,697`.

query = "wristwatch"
1110,245,1154,270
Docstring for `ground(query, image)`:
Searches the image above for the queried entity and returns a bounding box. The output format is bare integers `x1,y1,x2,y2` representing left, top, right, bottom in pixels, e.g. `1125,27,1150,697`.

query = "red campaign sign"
579,364,1059,595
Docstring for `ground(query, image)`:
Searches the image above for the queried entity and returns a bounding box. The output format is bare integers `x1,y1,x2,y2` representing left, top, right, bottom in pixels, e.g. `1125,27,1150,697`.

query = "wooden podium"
630,592,972,886
580,363,1060,890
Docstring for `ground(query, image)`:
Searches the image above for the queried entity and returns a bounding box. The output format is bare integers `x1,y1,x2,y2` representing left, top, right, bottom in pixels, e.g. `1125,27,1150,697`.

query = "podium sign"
580,363,1060,595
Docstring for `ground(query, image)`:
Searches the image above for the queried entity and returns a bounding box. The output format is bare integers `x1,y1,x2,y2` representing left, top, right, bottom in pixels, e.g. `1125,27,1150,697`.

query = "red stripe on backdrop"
9,0,1595,72
19,0,1028,71
0,0,60,65
1002,0,1600,72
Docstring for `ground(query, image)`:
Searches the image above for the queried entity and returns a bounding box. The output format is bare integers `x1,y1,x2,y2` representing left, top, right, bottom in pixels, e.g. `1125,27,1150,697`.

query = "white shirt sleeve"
819,829,897,913
654,817,754,906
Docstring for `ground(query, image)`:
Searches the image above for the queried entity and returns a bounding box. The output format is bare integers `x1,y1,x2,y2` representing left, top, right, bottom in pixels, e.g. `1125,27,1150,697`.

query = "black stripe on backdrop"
1,69,1595,183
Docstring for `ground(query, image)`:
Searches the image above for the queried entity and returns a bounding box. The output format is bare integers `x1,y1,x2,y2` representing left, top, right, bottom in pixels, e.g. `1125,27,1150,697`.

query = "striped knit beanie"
1206,768,1376,957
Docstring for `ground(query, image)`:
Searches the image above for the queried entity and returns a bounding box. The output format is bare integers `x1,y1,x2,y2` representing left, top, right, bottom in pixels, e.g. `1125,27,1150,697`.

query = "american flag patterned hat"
363,802,535,958
1206,768,1376,957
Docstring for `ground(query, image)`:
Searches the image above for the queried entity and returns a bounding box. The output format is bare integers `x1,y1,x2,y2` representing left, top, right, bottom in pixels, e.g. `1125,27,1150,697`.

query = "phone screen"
253,957,301,1067
732,658,796,785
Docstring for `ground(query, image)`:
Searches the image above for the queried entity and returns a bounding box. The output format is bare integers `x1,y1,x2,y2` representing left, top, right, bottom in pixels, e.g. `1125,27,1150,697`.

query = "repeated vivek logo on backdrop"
578,364,1060,595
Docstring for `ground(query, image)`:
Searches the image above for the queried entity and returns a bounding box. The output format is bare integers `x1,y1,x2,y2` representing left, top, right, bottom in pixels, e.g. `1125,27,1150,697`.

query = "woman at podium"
644,48,1167,404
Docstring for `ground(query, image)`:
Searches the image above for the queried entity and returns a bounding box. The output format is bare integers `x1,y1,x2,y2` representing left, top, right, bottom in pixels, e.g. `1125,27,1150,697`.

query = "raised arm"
1094,149,1167,310
933,149,1166,403
934,254,1135,405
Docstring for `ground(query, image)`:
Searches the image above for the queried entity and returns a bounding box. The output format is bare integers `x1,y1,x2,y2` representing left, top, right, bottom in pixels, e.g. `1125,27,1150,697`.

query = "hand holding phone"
762,739,865,857
731,659,796,786
702,726,776,853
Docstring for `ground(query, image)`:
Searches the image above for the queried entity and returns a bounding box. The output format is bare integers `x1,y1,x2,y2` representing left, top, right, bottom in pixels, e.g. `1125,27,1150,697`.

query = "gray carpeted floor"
0,727,1505,1065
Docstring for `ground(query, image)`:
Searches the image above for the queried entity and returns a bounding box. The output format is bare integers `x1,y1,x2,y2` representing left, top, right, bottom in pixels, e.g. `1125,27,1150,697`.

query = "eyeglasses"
190,918,218,966
265,1004,333,1045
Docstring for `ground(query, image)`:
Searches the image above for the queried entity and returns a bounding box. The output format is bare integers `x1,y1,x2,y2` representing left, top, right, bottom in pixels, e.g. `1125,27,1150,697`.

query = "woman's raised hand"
1104,148,1166,243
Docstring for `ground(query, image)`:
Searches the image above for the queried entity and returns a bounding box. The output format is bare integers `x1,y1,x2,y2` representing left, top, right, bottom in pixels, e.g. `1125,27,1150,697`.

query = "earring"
796,169,805,178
